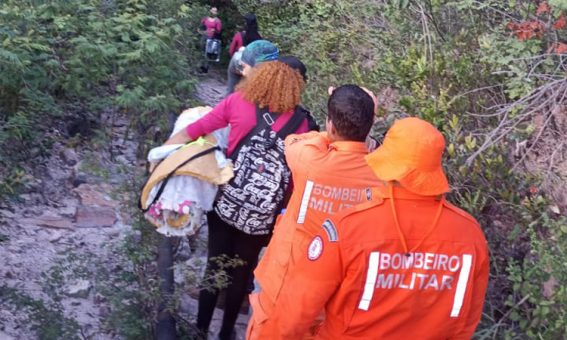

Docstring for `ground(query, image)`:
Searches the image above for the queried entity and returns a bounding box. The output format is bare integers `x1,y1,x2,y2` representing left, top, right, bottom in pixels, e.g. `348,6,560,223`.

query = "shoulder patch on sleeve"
322,219,338,242
308,236,324,260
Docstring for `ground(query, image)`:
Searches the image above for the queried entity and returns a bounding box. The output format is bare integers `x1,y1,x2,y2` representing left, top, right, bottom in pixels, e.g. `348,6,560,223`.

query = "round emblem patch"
308,236,324,261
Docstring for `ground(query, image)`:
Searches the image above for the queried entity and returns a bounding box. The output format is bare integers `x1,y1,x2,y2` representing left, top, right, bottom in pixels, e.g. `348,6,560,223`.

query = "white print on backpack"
358,252,474,316
215,129,290,235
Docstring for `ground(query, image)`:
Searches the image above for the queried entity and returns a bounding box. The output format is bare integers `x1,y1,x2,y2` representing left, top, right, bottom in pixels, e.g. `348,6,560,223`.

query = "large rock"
75,206,117,228
20,215,73,230
49,230,64,243
72,171,89,187
73,184,118,208
65,279,91,298
57,198,78,218
61,148,79,166
47,164,71,182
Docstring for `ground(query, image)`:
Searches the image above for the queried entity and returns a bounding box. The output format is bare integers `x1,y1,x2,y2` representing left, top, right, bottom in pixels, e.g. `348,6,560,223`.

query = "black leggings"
197,210,270,339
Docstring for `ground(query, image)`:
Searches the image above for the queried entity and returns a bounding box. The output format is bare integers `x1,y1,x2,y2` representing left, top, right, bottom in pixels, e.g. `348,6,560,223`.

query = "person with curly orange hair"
166,59,309,340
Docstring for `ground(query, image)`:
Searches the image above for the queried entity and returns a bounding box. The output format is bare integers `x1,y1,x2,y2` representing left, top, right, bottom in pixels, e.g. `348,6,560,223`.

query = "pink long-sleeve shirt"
201,17,222,38
186,91,309,157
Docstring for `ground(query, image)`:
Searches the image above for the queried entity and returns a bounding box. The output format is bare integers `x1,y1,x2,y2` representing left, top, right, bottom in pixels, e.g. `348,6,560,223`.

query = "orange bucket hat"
365,117,449,196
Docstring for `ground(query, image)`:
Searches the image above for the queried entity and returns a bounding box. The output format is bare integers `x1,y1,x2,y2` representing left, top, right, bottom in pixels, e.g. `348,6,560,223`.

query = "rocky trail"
0,68,248,339
0,109,137,339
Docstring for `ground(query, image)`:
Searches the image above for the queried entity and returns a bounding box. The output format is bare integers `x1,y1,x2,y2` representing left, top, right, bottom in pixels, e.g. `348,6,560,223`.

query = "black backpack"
214,106,306,235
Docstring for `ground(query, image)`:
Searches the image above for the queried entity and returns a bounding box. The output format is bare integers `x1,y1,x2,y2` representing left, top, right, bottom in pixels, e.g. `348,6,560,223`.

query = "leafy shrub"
0,0,202,198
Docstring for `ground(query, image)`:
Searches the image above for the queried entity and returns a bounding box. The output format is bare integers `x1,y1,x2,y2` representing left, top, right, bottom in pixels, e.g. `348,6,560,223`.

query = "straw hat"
365,117,449,196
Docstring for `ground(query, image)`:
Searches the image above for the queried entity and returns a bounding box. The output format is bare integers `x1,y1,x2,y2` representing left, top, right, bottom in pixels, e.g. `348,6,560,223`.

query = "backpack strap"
228,106,278,160
139,145,220,213
276,106,307,139
229,106,306,160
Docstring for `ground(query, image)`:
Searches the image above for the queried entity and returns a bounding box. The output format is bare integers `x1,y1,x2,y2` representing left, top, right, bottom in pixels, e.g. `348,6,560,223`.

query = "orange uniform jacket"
249,132,383,339
273,186,490,339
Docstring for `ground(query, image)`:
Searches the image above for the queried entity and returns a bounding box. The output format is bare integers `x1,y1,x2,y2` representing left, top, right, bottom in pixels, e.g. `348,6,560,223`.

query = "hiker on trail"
165,59,309,340
240,55,318,297
229,13,262,57
201,7,222,40
199,7,222,73
278,55,320,132
226,38,276,95
268,117,490,339
246,85,383,339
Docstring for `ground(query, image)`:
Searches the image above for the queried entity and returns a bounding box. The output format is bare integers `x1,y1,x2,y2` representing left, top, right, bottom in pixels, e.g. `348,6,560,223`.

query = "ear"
326,118,337,137
241,62,252,77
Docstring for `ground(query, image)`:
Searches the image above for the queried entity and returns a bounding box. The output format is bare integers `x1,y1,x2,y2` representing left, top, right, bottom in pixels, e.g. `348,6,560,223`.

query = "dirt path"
195,70,227,107
0,68,248,340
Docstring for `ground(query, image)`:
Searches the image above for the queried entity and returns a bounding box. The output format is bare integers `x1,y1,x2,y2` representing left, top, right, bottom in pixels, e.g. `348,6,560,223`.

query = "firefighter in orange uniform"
273,117,490,339
247,85,384,339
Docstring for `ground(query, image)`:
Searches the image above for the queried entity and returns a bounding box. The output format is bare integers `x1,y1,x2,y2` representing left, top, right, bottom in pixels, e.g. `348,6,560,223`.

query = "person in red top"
229,13,262,57
199,7,222,73
247,85,384,339
271,117,490,339
200,7,222,39
166,61,309,340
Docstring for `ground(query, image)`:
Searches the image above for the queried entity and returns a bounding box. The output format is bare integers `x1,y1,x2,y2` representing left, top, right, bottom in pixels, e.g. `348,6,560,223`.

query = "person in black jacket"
279,55,320,132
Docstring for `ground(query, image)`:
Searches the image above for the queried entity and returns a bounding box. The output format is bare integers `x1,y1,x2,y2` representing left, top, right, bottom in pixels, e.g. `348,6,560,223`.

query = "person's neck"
330,135,348,142
327,131,351,143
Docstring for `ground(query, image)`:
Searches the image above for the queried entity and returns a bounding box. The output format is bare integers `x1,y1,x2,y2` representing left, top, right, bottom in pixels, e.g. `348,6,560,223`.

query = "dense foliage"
234,0,567,337
0,0,206,197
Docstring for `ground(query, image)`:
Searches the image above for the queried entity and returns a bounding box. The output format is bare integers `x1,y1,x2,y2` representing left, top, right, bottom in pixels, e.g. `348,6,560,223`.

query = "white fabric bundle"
145,107,230,236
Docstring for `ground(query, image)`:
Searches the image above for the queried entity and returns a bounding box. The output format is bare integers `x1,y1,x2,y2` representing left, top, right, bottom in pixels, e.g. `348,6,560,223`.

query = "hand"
360,87,379,115
164,129,192,145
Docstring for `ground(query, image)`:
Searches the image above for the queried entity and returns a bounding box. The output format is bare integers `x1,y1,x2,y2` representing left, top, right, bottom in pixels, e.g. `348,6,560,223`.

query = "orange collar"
329,141,368,154
373,182,442,201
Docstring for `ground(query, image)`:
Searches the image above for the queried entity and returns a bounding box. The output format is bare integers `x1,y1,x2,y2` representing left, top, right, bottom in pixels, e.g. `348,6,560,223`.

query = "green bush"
0,0,202,198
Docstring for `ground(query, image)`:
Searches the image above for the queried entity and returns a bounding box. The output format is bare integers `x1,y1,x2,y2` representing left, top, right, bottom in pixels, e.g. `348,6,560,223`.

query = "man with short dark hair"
326,84,376,142
247,85,384,339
